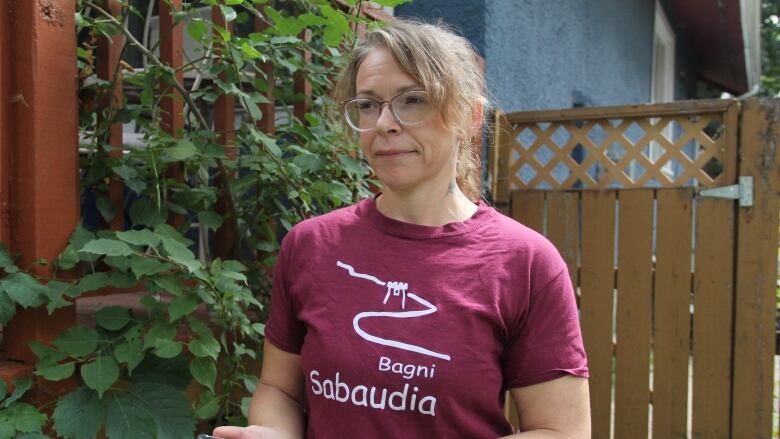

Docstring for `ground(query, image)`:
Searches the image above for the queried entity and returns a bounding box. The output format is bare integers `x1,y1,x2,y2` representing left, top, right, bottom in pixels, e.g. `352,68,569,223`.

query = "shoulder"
281,199,368,248
479,206,567,280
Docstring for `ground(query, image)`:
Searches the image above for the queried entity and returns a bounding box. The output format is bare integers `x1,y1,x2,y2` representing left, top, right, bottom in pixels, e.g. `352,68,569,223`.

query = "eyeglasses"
342,90,432,132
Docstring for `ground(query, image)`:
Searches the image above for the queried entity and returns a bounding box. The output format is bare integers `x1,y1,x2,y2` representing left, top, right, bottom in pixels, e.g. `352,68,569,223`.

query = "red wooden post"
97,0,125,231
293,29,312,122
2,0,78,369
212,6,237,259
1,0,11,245
255,13,275,135
159,0,185,228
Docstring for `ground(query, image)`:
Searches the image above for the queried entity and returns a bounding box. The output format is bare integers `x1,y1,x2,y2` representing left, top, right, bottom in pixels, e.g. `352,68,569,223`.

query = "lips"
374,149,416,157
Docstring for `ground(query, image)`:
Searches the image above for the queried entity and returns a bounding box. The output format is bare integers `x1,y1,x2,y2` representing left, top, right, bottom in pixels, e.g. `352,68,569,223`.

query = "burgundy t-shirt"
265,197,588,438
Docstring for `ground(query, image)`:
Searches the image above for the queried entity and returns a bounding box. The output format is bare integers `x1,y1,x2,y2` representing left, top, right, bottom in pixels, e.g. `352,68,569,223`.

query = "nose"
374,102,400,134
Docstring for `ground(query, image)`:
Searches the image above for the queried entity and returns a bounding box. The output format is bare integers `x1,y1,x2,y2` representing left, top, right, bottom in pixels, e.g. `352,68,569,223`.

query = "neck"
376,180,478,226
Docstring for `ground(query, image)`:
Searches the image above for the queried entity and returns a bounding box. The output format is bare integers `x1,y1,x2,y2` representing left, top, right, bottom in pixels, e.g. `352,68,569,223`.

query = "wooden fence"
492,98,780,438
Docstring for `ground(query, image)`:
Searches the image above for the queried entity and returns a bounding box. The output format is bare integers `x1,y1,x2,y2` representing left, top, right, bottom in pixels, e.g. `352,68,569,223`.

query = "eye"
355,100,378,111
403,94,427,105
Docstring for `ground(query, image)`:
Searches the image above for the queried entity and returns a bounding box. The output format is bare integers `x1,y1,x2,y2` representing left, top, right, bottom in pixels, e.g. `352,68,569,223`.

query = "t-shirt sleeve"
502,265,589,388
264,229,306,354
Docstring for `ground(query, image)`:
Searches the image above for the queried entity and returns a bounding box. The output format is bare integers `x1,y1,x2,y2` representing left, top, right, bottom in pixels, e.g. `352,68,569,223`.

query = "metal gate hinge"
698,176,753,207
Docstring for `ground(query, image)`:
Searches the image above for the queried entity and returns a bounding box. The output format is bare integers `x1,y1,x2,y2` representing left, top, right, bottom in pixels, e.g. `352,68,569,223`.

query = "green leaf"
186,20,208,42
130,257,172,278
0,290,16,324
161,237,200,272
29,341,66,363
251,130,281,157
219,5,237,22
106,383,195,439
95,306,132,331
96,195,116,223
104,255,133,271
129,198,168,228
76,272,112,294
196,211,223,230
168,295,198,322
240,42,262,59
130,356,191,389
105,390,156,439
116,229,160,247
3,378,32,408
188,334,220,361
80,354,120,397
143,322,176,350
189,357,216,391
0,380,6,401
166,139,198,161
328,181,353,204
251,323,265,336
79,239,134,257
150,277,183,296
0,243,15,270
46,280,75,314
338,153,365,176
111,163,138,180
114,338,144,374
54,326,99,358
225,0,244,5
52,386,106,439
54,245,80,270
35,361,75,381
3,402,46,433
0,273,47,308
193,391,220,420
153,339,182,359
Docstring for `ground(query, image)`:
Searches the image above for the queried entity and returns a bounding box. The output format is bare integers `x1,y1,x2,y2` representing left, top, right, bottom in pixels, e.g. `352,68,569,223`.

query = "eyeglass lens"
344,90,431,131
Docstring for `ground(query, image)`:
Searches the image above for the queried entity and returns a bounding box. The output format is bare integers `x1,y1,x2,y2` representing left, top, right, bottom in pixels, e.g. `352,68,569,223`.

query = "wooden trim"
730,98,780,438
504,99,736,124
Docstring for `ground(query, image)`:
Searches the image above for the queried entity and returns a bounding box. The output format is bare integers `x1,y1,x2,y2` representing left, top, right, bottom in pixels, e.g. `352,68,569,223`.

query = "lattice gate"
490,98,780,439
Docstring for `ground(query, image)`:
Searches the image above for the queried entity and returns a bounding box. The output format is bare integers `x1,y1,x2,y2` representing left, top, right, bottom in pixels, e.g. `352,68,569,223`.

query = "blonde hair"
332,19,487,201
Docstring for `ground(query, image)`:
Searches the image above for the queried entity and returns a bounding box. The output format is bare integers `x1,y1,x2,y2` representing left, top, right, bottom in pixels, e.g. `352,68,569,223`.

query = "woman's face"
354,48,459,195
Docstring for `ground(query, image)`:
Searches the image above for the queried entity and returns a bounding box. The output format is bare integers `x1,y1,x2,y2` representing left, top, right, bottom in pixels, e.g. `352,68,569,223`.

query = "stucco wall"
396,0,657,113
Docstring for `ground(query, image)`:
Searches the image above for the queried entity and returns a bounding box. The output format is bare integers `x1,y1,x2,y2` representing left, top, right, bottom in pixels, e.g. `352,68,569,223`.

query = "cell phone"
196,435,223,439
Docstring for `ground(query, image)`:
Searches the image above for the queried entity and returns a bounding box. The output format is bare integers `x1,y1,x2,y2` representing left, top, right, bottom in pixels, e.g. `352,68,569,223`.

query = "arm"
213,340,306,439
499,375,591,439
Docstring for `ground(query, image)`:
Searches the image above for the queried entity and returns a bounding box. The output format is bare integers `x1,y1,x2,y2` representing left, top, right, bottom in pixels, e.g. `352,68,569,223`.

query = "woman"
215,19,590,439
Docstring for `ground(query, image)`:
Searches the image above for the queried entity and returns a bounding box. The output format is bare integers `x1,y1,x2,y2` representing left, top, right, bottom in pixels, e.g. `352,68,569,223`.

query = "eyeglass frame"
340,89,433,132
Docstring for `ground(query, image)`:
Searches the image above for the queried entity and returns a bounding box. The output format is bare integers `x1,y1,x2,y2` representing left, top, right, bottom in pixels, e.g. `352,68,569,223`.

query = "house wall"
396,0,657,112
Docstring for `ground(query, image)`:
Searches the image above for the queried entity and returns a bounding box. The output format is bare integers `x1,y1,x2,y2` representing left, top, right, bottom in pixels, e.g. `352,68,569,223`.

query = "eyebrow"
355,84,423,98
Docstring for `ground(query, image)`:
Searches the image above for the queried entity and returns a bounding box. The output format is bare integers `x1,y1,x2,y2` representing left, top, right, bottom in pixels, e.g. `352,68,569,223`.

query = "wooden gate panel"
691,197,735,438
614,189,654,438
511,191,544,234
652,188,694,439
731,99,780,439
579,190,617,439
546,191,580,288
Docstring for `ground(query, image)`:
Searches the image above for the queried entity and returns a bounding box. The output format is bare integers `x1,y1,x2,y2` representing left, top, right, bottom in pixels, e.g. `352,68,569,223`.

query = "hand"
212,425,289,439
